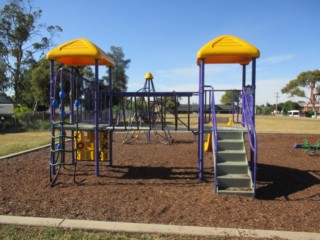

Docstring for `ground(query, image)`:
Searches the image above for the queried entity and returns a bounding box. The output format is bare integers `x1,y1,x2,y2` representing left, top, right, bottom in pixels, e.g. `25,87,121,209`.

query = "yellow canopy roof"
46,38,115,67
196,35,260,65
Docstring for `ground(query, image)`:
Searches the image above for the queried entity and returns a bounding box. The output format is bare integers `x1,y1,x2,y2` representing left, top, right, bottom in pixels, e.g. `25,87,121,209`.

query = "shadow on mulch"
122,166,173,179
120,166,204,180
256,163,320,200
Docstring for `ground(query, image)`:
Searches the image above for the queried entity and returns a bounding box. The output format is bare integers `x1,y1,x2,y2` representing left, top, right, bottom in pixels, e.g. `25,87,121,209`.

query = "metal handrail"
204,85,218,193
242,87,258,191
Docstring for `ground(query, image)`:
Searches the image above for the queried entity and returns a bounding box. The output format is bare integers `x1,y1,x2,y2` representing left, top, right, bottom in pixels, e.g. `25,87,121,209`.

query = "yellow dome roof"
196,35,260,65
46,38,115,67
144,72,154,79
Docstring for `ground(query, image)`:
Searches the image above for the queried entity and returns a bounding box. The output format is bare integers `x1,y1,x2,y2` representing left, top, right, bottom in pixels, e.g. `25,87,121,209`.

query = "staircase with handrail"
209,86,257,197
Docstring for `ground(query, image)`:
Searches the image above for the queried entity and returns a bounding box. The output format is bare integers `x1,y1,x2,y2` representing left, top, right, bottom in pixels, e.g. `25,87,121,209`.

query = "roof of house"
0,96,14,104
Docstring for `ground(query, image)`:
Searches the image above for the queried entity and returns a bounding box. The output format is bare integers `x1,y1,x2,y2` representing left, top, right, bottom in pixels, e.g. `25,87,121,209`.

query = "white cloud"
260,54,295,64
255,78,297,105
156,66,198,81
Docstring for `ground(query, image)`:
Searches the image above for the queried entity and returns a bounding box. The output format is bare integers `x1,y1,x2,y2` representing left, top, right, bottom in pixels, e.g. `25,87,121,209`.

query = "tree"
28,58,50,112
0,0,62,102
220,90,241,105
0,59,8,93
103,46,131,92
281,70,320,117
281,100,300,114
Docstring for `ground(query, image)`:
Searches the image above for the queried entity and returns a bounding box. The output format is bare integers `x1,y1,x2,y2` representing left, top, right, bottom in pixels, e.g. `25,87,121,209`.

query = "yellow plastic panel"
87,131,95,142
196,35,260,65
46,38,115,67
77,150,93,161
99,151,108,161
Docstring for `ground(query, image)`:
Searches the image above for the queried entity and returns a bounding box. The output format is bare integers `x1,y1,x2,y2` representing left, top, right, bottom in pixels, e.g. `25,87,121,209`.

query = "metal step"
217,131,243,140
217,140,244,151
217,151,247,162
217,161,249,175
217,187,255,198
217,174,252,188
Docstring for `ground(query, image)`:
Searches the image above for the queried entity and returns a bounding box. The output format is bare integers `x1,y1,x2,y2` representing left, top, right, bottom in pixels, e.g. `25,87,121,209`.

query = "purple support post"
108,67,113,126
251,58,256,126
70,67,75,164
148,131,151,142
251,58,257,190
242,64,246,126
198,58,205,179
94,60,100,176
50,60,56,174
108,66,113,166
109,130,113,166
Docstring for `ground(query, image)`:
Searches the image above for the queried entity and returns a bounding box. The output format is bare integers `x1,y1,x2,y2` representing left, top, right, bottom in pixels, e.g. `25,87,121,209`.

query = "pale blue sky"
26,0,320,104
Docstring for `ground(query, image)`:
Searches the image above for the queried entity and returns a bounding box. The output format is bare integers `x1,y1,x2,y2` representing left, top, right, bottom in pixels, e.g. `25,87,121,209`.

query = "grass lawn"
0,225,219,240
255,115,320,134
0,130,51,157
1,115,319,157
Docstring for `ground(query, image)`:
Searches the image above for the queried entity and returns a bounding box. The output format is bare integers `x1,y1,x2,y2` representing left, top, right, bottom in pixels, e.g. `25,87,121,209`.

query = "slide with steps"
213,129,254,197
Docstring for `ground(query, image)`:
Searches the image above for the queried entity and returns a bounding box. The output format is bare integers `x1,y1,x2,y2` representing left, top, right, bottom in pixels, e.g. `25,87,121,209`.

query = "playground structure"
46,35,260,197
121,72,174,144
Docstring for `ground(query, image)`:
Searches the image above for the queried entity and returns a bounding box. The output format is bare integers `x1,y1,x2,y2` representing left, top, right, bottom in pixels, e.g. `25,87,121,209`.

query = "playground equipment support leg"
198,59,205,179
94,60,100,176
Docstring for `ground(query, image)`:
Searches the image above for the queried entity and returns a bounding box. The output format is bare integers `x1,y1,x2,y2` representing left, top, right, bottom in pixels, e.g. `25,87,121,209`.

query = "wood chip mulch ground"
0,132,319,233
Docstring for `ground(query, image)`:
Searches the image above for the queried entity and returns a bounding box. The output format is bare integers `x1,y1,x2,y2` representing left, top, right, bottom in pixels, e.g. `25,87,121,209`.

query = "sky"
6,0,320,105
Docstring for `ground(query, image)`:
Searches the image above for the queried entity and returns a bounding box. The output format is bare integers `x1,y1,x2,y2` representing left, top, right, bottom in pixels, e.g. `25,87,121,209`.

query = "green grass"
0,225,226,240
0,130,51,157
1,115,319,157
255,115,320,134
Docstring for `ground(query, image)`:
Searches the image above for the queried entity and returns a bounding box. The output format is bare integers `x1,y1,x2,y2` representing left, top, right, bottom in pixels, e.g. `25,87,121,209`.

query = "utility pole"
275,92,280,114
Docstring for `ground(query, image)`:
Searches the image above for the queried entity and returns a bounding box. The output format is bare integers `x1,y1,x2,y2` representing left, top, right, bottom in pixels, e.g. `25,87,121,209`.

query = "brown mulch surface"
0,132,319,233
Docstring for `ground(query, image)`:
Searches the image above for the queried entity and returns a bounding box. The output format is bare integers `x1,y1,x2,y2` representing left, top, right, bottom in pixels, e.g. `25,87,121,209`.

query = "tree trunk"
311,101,317,118
33,100,38,116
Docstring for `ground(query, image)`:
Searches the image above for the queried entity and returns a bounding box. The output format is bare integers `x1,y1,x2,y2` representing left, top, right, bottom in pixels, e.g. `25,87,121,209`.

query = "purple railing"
242,86,257,191
204,86,218,193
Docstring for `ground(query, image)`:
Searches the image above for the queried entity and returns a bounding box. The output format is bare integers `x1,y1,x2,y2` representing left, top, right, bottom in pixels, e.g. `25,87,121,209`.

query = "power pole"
275,92,280,114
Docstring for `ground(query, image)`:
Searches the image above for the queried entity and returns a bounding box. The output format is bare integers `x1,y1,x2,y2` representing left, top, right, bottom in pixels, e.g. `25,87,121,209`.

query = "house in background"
178,104,233,114
0,94,14,116
302,85,320,113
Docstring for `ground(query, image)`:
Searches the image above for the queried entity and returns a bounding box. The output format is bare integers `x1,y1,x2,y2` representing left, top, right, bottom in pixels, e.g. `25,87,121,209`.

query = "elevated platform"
54,123,200,132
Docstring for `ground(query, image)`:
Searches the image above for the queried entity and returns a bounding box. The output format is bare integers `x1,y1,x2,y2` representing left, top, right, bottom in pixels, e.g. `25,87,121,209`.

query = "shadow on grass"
256,163,320,200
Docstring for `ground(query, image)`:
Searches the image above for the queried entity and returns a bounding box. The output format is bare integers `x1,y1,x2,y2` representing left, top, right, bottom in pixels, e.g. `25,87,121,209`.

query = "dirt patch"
0,132,319,233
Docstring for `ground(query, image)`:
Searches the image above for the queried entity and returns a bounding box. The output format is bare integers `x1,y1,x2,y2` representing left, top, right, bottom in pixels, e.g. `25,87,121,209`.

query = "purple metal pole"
242,65,246,126
94,60,100,176
198,58,205,179
109,130,113,166
108,66,113,166
251,59,256,126
70,67,75,164
50,60,56,175
251,58,257,191
108,67,113,126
